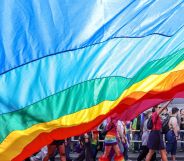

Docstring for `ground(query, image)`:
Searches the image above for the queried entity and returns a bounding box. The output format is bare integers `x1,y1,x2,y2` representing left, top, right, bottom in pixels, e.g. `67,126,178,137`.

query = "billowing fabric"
0,0,184,160
1,0,184,75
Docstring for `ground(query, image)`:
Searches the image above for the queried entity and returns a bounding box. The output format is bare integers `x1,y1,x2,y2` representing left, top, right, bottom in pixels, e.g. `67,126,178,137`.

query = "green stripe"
134,48,184,82
0,48,184,143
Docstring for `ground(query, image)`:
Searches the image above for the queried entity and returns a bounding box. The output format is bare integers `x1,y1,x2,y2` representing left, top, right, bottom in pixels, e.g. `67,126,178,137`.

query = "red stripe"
13,83,184,161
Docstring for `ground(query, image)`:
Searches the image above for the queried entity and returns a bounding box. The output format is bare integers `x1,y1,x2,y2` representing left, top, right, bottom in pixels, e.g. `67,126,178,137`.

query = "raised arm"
157,100,172,114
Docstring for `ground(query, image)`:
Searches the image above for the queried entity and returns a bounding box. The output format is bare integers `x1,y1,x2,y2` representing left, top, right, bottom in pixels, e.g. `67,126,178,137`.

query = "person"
99,115,124,161
75,133,94,161
98,120,108,151
146,101,171,161
131,115,141,152
117,120,131,161
65,138,72,161
91,128,100,160
160,107,170,135
166,107,180,161
125,121,131,146
180,109,184,151
74,135,85,160
137,111,156,161
161,107,169,122
43,140,66,161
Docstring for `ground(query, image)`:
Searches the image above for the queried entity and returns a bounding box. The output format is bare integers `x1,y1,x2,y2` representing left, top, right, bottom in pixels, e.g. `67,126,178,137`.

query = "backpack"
162,115,170,134
166,129,176,143
147,117,153,130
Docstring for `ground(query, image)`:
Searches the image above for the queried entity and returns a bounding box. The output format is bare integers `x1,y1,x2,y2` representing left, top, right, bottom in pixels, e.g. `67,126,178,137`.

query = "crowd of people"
27,103,184,161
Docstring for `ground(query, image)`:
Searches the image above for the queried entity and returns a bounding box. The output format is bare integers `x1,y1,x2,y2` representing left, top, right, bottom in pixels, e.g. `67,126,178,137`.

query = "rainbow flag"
0,0,184,160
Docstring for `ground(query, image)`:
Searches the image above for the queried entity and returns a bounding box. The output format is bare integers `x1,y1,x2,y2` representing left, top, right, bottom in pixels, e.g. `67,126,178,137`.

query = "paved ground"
54,150,184,161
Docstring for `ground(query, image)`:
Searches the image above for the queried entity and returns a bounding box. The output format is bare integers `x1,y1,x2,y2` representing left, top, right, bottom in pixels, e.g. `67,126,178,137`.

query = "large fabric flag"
0,0,184,160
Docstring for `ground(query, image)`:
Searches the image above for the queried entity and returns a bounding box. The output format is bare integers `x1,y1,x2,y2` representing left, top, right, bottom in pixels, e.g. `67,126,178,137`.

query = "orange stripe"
14,85,184,161
13,70,184,160
122,70,184,105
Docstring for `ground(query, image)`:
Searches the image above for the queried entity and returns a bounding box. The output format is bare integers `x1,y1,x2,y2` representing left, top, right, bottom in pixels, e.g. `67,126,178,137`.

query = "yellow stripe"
0,101,116,160
1,60,184,160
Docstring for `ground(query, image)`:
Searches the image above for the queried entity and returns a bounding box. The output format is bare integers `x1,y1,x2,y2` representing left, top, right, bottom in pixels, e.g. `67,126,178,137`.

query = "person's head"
153,105,159,112
152,107,155,113
146,111,152,119
162,107,168,115
180,109,184,115
169,110,172,116
172,107,179,116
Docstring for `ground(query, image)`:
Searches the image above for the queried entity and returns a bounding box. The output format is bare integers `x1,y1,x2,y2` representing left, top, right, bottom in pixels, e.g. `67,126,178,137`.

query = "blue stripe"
0,0,184,74
0,27,184,114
